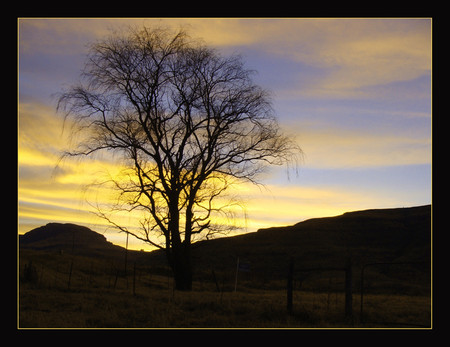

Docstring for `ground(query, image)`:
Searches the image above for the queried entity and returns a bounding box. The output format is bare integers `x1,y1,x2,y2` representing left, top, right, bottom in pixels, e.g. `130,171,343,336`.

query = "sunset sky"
18,18,432,250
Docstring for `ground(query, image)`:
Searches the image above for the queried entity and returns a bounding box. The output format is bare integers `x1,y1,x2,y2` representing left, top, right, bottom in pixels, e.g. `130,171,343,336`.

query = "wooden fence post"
67,260,74,290
287,258,294,314
133,262,136,296
345,258,353,322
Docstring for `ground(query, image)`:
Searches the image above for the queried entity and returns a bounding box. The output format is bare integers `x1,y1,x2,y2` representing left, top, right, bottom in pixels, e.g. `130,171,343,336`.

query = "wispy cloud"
250,19,430,100
19,18,431,101
295,126,431,169
226,179,417,232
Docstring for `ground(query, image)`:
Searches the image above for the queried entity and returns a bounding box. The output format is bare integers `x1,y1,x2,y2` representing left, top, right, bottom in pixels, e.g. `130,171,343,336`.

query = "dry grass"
19,281,431,328
18,249,431,329
19,280,300,328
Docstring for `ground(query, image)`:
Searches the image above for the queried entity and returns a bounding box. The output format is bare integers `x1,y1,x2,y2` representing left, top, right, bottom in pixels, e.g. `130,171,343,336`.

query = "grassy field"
18,249,431,329
19,283,431,329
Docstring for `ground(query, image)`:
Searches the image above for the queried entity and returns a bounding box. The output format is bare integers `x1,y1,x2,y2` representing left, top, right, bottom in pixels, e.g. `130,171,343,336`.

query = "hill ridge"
19,205,431,276
185,204,431,280
19,222,126,257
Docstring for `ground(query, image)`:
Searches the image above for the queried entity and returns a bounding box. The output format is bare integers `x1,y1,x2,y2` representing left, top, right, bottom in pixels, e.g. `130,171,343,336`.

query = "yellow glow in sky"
18,18,432,250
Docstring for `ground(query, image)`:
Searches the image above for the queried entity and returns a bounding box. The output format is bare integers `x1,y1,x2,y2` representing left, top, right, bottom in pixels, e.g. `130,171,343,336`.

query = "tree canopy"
57,26,301,290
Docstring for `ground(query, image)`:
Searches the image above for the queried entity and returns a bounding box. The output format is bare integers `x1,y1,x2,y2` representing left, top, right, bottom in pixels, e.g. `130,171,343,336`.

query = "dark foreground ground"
18,249,431,329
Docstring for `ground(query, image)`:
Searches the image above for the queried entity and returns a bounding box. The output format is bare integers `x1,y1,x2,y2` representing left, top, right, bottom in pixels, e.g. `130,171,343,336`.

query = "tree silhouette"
57,26,301,290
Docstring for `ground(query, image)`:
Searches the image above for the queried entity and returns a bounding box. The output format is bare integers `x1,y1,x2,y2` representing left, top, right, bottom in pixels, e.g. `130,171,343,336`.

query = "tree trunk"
165,194,192,290
170,244,192,291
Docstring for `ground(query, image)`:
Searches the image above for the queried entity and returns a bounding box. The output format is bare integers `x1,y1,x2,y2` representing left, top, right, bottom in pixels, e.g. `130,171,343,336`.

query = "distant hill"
181,205,432,292
19,223,126,258
19,205,431,293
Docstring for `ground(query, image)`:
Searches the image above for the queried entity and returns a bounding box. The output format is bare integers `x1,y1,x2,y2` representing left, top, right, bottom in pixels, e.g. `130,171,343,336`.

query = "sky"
18,18,432,250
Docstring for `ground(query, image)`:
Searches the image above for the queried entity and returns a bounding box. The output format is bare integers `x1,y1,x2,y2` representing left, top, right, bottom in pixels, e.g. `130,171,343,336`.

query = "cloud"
18,100,66,157
225,179,415,232
18,18,255,55
19,18,431,100
18,98,127,230
19,18,124,55
171,18,431,100
262,19,431,99
292,125,431,169
307,36,430,96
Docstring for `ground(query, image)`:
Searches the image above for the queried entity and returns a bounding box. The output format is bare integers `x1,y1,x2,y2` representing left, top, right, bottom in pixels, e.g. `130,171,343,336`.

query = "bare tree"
57,26,301,290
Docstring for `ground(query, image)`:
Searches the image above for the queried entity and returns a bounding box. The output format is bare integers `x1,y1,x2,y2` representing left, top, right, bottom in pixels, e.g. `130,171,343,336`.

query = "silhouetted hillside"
19,206,431,328
19,223,127,258
183,205,431,293
19,205,431,294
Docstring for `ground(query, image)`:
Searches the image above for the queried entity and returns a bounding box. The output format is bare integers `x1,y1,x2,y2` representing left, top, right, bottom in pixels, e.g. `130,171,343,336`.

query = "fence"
360,262,431,327
286,259,431,327
20,251,431,327
286,258,353,322
19,253,173,295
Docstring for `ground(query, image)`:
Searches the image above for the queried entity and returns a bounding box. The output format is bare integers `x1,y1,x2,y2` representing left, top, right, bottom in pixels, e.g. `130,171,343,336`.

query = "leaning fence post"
287,258,294,314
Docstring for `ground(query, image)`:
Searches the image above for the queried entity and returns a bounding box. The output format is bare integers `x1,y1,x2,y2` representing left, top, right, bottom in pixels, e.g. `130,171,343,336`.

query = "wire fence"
19,252,431,328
